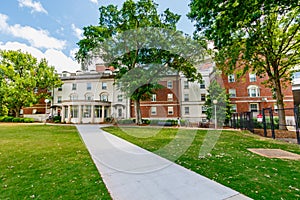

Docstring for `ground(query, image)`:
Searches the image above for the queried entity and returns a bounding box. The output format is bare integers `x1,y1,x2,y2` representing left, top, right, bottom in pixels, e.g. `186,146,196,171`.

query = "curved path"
76,125,252,200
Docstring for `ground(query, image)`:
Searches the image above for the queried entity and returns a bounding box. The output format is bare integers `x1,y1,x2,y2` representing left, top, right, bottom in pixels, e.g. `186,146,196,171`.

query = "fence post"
269,108,275,139
294,106,300,144
262,108,267,137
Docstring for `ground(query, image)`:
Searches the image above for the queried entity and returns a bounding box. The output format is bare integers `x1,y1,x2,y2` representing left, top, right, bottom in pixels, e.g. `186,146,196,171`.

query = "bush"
117,119,135,125
23,118,34,123
3,116,14,122
12,118,21,122
53,116,61,122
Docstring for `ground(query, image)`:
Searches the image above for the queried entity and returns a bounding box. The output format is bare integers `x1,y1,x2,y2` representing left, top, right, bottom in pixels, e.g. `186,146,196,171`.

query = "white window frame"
184,81,189,89
168,106,174,115
167,93,173,101
247,85,260,97
87,82,92,90
200,80,205,89
184,94,189,101
184,107,189,115
151,107,157,115
228,74,235,83
250,103,259,112
249,73,256,82
151,94,157,102
229,89,236,98
167,80,173,89
102,82,107,90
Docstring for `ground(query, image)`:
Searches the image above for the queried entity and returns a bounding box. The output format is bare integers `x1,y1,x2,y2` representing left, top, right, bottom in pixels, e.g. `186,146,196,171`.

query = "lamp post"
44,99,50,122
213,99,218,129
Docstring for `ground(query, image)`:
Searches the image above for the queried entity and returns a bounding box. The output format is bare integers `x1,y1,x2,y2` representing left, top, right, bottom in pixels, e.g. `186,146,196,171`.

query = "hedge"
0,116,34,123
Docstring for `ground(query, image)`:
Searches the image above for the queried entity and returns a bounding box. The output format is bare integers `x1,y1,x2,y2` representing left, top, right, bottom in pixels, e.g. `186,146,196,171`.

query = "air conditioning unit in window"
262,97,268,102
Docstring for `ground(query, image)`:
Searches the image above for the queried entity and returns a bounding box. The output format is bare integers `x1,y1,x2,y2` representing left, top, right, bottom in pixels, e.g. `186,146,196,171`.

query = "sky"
0,0,195,73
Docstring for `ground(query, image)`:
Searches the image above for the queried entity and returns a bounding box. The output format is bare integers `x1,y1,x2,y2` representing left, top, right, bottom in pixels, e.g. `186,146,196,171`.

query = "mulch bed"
253,128,298,139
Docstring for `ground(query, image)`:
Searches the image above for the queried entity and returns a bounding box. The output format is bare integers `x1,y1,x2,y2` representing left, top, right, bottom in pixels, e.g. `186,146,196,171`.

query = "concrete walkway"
76,125,252,200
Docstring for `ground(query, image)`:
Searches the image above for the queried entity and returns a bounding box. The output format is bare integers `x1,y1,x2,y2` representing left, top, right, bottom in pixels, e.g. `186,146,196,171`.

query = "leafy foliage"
0,50,62,117
76,0,205,124
189,1,300,129
204,80,232,126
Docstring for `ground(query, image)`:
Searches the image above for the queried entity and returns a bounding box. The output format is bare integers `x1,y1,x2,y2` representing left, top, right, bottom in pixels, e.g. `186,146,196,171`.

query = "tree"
189,0,300,129
204,80,232,127
76,0,205,124
0,50,62,117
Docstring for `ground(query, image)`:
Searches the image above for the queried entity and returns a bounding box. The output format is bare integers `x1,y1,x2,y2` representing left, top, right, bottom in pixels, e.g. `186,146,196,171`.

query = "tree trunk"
134,99,142,125
274,79,287,130
14,108,20,118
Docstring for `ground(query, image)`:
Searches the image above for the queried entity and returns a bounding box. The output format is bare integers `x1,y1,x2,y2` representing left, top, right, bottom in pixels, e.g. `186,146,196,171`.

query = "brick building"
220,72,294,121
130,75,181,119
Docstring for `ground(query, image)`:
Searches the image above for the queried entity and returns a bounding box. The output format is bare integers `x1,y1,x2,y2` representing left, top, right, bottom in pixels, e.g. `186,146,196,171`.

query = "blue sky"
0,0,194,72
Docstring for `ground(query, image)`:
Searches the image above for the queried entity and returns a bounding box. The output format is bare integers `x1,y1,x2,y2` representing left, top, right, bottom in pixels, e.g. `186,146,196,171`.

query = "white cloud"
0,13,66,50
71,24,83,40
0,41,80,73
18,0,48,14
89,0,98,4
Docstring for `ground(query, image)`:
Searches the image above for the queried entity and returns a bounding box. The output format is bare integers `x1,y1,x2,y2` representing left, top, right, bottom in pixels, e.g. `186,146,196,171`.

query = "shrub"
3,116,14,122
24,118,34,123
12,118,21,122
53,116,61,122
117,119,135,125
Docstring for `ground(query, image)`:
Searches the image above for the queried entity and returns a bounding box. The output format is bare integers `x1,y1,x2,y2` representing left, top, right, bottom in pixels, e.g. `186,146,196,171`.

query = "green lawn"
102,126,300,200
0,124,111,200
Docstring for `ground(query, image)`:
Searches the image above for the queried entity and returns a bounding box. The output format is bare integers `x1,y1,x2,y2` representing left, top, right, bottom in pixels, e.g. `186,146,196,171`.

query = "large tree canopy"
189,0,300,129
76,0,205,124
0,50,62,117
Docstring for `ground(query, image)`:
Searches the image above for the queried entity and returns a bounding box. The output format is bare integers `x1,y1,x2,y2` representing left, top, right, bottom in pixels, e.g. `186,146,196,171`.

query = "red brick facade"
220,72,294,115
131,76,180,119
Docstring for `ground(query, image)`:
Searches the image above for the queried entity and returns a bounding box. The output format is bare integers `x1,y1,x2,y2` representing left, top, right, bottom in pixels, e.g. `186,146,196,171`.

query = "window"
95,105,102,118
201,94,206,101
184,94,189,101
184,107,190,115
118,108,123,117
248,85,260,97
70,93,78,101
83,105,91,118
72,83,77,90
87,83,92,90
184,81,189,89
228,74,235,83
168,106,174,115
231,104,237,112
229,89,236,98
167,93,173,101
200,80,205,89
117,95,123,102
151,107,157,115
167,80,173,89
250,103,259,112
102,82,107,90
202,106,207,114
57,96,62,103
100,93,108,102
151,94,156,102
58,87,62,91
249,74,256,82
71,106,78,118
85,93,93,101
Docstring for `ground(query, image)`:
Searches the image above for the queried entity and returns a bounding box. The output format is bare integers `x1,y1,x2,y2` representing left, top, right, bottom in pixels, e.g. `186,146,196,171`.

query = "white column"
91,105,95,123
61,106,65,122
101,105,105,122
67,105,71,123
78,105,82,124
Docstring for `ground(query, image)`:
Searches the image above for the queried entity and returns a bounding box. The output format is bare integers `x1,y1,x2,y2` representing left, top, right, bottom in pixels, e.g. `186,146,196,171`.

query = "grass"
0,124,111,199
102,126,300,200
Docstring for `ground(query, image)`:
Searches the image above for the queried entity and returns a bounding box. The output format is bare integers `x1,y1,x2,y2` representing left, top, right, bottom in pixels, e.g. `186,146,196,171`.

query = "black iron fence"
230,107,300,144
